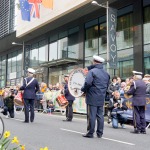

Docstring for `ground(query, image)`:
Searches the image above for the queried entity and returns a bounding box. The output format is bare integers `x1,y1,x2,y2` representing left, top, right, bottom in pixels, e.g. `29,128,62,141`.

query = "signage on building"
108,7,117,69
10,72,17,79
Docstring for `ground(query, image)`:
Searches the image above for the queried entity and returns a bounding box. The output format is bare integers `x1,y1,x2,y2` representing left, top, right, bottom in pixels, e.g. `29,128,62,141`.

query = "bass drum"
68,68,87,98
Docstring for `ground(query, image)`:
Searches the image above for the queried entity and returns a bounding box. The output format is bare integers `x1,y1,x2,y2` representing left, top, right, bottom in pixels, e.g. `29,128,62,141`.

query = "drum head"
14,99,24,106
68,68,86,97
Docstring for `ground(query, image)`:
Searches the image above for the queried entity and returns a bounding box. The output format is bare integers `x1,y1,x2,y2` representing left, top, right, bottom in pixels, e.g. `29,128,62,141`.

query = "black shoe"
97,134,102,138
130,130,140,134
63,119,72,122
23,121,29,123
30,120,34,123
140,131,146,134
82,133,93,138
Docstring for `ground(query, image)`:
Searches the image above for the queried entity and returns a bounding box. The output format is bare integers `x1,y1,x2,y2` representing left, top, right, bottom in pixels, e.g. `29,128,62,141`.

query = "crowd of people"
0,55,150,137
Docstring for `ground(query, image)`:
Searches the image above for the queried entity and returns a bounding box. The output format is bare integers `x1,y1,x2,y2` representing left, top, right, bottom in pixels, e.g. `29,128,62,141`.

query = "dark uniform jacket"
108,82,120,98
20,77,39,99
4,96,14,109
64,83,75,101
126,79,146,106
81,64,110,106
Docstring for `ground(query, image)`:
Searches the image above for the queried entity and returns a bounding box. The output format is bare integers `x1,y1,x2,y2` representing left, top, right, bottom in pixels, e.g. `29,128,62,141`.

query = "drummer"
62,74,75,122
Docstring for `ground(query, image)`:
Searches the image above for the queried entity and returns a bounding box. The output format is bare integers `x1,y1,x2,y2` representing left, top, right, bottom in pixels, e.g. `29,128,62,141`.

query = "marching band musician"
81,55,110,138
18,68,39,123
62,74,75,122
125,71,146,134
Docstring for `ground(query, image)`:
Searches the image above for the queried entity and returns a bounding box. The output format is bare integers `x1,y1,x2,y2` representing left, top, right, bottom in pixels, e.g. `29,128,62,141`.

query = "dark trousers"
24,99,34,122
3,106,14,118
87,105,104,136
133,106,146,132
66,100,73,120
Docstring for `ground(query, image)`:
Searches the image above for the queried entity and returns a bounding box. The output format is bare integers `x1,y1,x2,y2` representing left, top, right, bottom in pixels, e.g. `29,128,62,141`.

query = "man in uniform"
126,71,146,134
81,55,110,138
19,68,39,123
63,74,75,122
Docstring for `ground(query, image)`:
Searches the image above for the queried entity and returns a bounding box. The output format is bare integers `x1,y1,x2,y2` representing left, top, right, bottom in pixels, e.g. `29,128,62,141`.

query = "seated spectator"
143,78,150,94
117,76,122,86
2,90,15,118
108,76,120,98
108,91,128,128
118,82,126,98
47,100,55,113
41,87,53,113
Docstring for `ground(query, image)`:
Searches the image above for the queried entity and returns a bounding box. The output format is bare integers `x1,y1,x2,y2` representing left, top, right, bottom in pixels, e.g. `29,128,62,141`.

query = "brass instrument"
124,84,133,99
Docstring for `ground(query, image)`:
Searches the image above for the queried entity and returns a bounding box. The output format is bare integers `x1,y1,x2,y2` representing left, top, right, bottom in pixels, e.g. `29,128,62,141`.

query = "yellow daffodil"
40,147,48,150
11,136,19,144
20,145,25,150
4,131,10,138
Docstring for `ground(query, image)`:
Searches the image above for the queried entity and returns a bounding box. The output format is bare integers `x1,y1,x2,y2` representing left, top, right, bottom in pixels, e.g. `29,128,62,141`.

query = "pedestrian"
125,71,146,134
19,68,39,123
81,55,110,138
62,74,75,122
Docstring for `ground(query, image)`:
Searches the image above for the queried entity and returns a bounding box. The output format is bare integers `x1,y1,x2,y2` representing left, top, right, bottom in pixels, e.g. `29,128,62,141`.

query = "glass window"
85,25,99,57
68,32,79,59
39,45,47,63
30,47,38,67
144,6,150,44
99,22,107,54
144,44,150,74
116,13,133,50
116,60,133,79
58,37,68,59
0,55,6,87
49,41,58,61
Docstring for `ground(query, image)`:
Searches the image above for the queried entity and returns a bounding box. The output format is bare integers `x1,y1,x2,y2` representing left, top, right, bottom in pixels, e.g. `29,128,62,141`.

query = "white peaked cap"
93,55,105,63
27,68,35,74
132,70,143,75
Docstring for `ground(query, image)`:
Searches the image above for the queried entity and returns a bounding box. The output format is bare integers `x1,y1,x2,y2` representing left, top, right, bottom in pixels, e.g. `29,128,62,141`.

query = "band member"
126,71,146,134
63,74,75,122
81,55,110,138
19,68,39,123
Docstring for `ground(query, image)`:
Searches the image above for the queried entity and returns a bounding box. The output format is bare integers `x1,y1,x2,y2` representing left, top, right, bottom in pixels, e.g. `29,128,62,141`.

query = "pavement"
0,111,150,150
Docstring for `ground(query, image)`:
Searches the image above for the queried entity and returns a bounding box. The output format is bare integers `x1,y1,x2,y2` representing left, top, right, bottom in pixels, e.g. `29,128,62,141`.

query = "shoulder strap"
133,81,136,90
25,77,35,88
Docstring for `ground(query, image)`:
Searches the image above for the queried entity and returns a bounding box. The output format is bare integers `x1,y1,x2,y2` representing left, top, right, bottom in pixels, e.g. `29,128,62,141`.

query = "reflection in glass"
39,45,47,63
68,32,79,59
144,6,150,44
30,48,38,67
116,13,133,50
58,37,68,59
85,25,98,57
99,23,107,54
49,42,58,61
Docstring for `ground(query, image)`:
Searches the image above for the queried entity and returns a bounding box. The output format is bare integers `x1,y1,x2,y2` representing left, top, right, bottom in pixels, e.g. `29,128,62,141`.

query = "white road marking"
60,128,135,146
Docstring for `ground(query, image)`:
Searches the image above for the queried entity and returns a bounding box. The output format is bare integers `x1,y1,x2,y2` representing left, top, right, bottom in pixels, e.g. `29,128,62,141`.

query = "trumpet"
124,84,133,99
